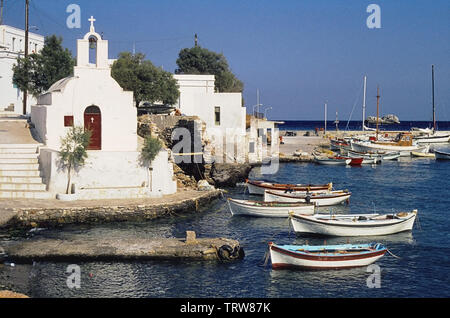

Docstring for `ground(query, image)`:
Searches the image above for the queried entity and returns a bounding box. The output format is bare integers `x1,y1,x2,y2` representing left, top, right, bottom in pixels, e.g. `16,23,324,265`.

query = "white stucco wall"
0,25,44,113
173,74,247,163
29,19,177,199
31,68,137,152
39,148,176,198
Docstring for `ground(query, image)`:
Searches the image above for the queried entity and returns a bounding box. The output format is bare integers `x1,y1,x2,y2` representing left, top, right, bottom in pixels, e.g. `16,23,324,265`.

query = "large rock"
209,163,253,187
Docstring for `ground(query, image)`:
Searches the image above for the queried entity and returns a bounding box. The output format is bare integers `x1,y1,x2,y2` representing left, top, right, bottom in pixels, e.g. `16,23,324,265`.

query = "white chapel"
31,17,177,199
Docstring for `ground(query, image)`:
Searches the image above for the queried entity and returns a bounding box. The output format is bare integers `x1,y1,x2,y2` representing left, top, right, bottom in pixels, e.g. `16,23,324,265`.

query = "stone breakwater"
0,189,223,229
3,233,244,263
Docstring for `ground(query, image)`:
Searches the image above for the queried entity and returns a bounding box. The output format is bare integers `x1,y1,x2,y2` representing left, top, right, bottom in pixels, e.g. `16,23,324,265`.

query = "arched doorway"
84,105,101,150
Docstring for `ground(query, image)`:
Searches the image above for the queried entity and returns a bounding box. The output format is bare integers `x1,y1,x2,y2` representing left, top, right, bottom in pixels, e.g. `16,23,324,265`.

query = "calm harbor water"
1,154,450,298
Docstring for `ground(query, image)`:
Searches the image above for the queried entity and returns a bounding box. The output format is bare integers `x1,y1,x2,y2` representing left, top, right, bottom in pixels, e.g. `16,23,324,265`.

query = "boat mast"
376,86,380,140
432,64,436,131
362,75,367,131
324,101,327,135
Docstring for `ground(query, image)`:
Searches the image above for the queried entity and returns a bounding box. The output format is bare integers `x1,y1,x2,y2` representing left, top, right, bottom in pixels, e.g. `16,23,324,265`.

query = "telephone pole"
0,0,4,25
22,0,29,115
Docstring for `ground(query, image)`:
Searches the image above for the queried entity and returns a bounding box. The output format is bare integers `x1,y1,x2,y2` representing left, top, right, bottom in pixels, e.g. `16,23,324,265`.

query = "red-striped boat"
246,179,332,195
269,242,387,270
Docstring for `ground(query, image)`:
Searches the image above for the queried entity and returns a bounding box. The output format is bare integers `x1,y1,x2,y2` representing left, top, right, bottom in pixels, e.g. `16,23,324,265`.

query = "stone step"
0,176,43,183
0,158,38,164
0,183,46,191
0,170,41,177
0,163,39,170
0,147,38,154
0,153,38,159
0,190,53,199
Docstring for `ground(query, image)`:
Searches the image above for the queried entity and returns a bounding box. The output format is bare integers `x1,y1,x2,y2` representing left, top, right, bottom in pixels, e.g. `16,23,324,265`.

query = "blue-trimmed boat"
269,242,386,270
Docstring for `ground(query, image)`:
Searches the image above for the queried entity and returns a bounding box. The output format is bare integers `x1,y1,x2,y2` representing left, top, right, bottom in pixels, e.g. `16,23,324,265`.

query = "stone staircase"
0,144,52,199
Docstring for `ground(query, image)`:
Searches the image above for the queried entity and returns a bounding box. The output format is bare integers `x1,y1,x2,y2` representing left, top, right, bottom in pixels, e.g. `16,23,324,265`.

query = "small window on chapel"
214,106,220,126
64,116,74,127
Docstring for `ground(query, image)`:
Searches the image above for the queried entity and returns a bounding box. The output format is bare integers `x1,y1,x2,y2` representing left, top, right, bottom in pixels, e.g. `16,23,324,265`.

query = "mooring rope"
386,247,401,259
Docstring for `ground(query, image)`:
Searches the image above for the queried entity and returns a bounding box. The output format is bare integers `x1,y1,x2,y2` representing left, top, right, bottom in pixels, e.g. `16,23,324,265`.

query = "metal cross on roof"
88,16,96,32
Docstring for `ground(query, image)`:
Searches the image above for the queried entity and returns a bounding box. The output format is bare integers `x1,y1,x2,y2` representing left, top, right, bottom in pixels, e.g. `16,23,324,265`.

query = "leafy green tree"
58,127,91,194
175,46,243,93
12,35,74,97
111,52,180,107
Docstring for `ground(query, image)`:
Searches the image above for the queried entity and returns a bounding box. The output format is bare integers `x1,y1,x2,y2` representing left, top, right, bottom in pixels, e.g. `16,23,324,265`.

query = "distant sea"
276,120,450,132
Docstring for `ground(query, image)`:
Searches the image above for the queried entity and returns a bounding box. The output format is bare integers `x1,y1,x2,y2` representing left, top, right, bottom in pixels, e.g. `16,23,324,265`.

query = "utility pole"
0,0,4,25
22,0,29,115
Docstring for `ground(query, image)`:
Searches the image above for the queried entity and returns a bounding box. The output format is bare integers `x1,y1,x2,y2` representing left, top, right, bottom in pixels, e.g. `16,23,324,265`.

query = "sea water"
1,156,450,298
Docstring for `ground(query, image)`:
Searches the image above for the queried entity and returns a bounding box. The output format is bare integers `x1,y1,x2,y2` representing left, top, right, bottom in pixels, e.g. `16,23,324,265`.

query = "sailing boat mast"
432,64,436,131
376,86,380,140
362,75,367,131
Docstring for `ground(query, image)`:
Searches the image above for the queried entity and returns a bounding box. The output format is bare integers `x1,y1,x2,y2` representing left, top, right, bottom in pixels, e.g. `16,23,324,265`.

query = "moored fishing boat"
246,179,332,195
350,133,428,157
313,156,351,165
334,156,363,166
268,242,387,270
264,190,351,206
414,133,450,144
411,151,435,158
289,210,417,236
434,150,450,160
227,198,315,217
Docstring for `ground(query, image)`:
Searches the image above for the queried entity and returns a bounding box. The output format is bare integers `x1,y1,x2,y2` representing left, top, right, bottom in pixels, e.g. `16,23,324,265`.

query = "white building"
173,74,247,163
0,24,44,114
30,17,177,199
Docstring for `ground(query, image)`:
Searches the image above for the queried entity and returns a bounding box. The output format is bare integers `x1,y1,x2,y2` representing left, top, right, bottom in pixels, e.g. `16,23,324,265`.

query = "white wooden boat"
227,198,315,217
313,156,351,165
411,151,435,158
414,133,450,144
246,179,332,195
434,150,450,160
269,242,387,270
289,210,417,236
350,132,429,157
264,190,351,207
347,149,400,161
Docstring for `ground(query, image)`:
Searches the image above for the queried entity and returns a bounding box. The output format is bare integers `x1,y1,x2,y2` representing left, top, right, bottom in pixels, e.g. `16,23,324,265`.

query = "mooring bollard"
185,231,198,245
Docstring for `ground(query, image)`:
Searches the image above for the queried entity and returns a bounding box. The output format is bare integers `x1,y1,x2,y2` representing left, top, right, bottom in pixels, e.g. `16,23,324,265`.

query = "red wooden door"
84,106,101,150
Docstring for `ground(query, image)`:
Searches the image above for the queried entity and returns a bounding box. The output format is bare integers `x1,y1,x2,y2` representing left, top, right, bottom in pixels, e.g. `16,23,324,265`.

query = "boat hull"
246,180,331,195
269,243,386,270
290,211,417,236
314,157,351,165
350,140,425,157
414,134,450,144
435,150,450,160
264,190,351,207
227,199,315,217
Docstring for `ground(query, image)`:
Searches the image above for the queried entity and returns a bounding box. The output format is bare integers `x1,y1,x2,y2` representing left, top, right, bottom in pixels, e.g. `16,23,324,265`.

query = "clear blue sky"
2,0,449,121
